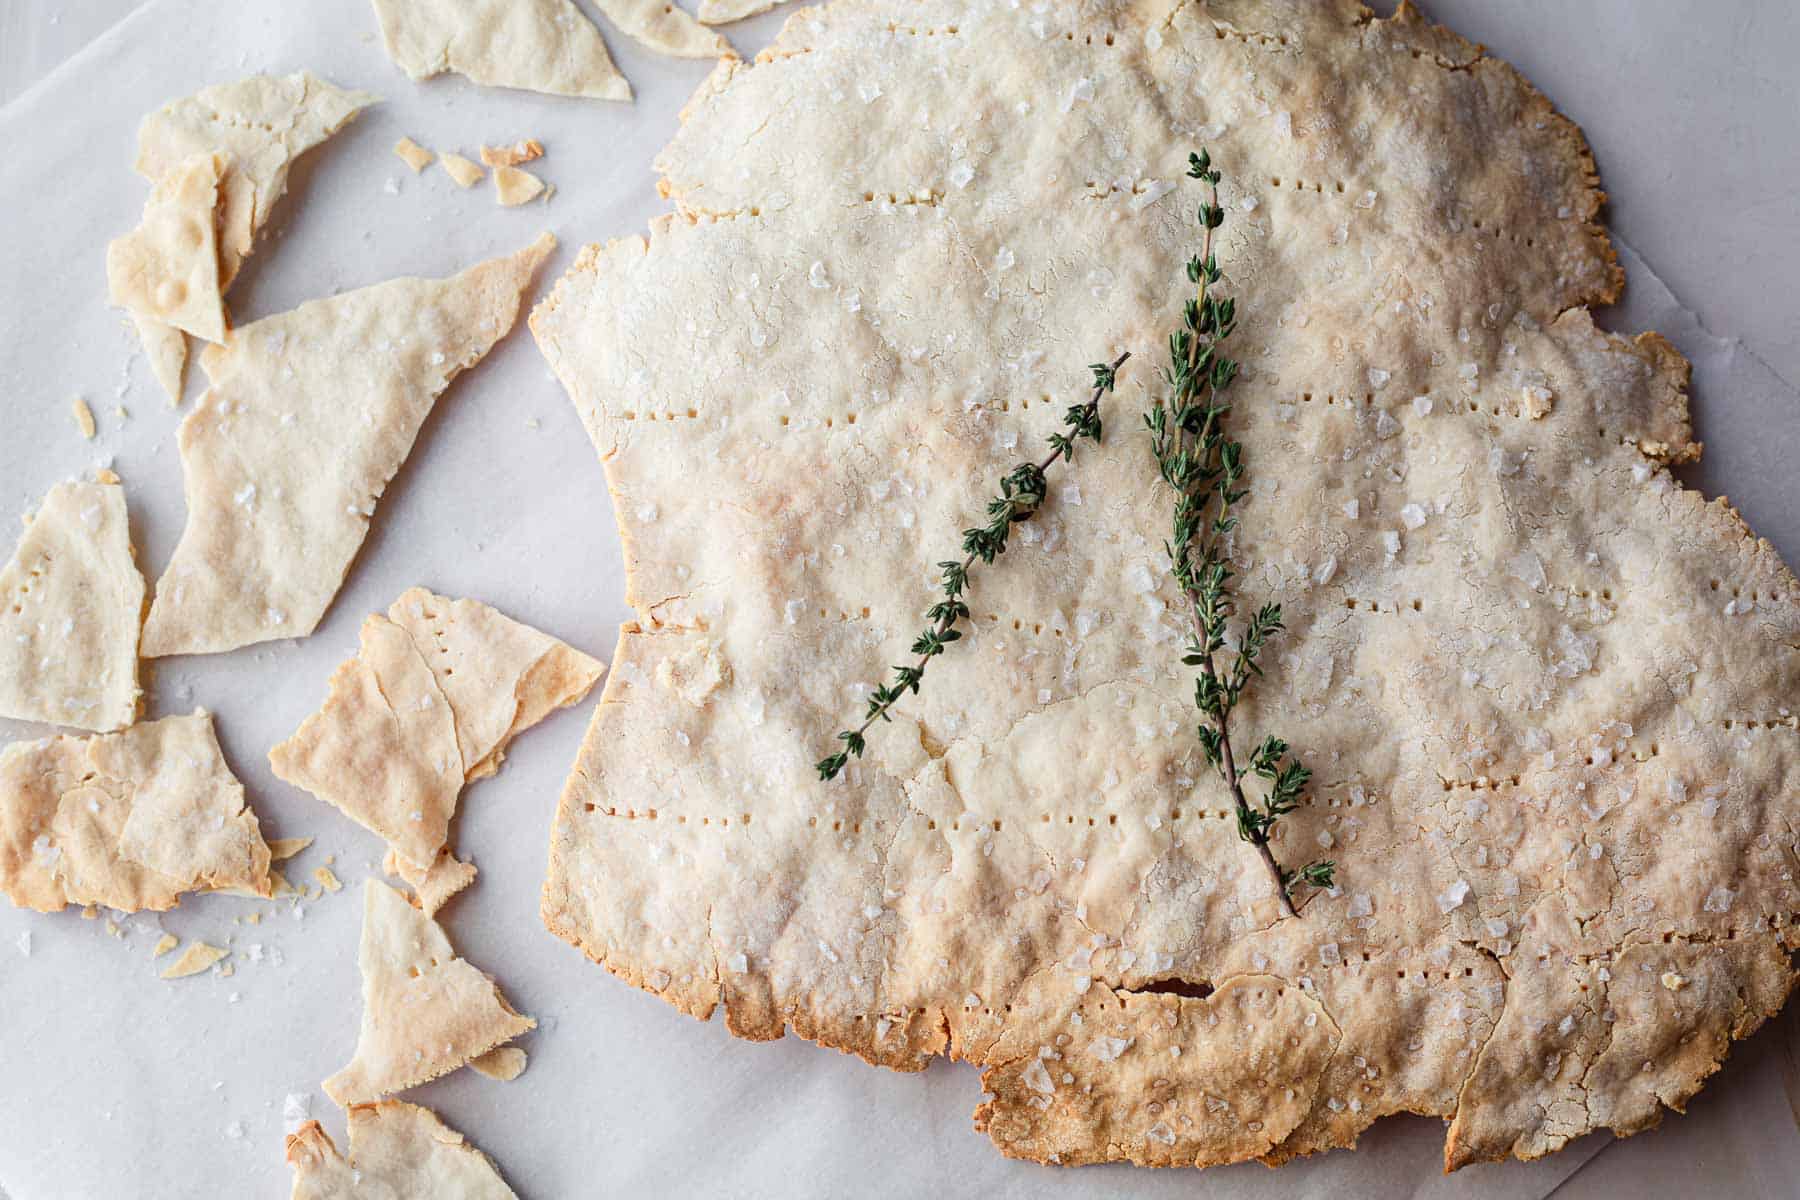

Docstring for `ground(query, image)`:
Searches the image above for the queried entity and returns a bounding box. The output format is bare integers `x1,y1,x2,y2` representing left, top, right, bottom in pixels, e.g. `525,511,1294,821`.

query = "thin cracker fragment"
106,151,228,344
371,0,630,103
140,234,555,657
527,0,1799,1173
441,153,485,188
268,837,314,862
493,165,545,207
0,711,271,913
469,1045,527,1081
0,479,144,731
589,0,732,59
479,140,543,169
393,136,435,172
70,397,97,440
160,940,227,979
323,881,533,1106
126,73,377,387
384,845,477,917
274,586,602,881
152,932,177,957
286,1100,516,1199
133,313,188,405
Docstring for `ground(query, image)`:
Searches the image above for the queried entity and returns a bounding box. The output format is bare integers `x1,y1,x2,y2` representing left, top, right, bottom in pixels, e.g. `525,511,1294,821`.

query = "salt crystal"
1346,894,1372,918
282,1094,311,1134
1022,1058,1055,1094
1382,530,1402,558
1400,503,1427,530
1702,885,1735,914
784,599,804,625
1374,410,1400,438
1412,394,1434,416
1342,499,1360,519
1355,190,1377,209
16,931,30,956
808,261,830,289
949,162,975,189
1367,368,1391,390
1437,879,1471,913
1091,1036,1131,1061
1061,77,1095,113
1318,942,1342,966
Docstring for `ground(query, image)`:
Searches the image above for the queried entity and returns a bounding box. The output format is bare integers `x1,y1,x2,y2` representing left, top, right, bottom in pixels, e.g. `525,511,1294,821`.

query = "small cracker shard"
0,479,144,731
313,866,343,893
271,586,603,885
441,153,485,188
70,397,97,439
106,151,228,344
287,1100,516,1198
393,136,434,172
268,837,313,862
152,932,177,957
160,940,227,979
590,0,732,58
384,845,476,917
469,1045,527,1081
371,0,629,102
140,235,554,657
479,140,542,168
493,165,545,207
0,711,272,913
323,881,533,1106
133,313,188,405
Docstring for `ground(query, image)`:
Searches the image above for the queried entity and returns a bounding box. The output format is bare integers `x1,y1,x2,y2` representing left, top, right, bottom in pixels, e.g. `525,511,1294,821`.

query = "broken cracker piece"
469,1045,527,1082
313,866,342,893
0,711,271,912
132,313,188,405
0,478,144,731
479,140,543,169
268,837,313,862
384,845,476,917
287,1100,516,1199
323,881,533,1106
152,932,177,957
273,587,601,880
106,152,228,344
393,136,434,172
70,397,97,439
371,0,629,102
493,165,545,207
140,235,554,657
160,940,227,979
441,153,485,188
590,0,732,59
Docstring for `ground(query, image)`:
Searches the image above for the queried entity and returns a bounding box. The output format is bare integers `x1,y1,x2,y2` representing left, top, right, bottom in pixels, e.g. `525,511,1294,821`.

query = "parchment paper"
0,2,1792,1196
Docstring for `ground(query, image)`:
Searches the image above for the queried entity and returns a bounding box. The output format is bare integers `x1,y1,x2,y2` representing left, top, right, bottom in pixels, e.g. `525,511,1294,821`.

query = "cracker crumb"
314,866,343,893
1661,972,1689,991
152,932,178,957
480,139,544,168
493,165,545,207
441,153,485,188
96,468,122,485
161,940,227,978
394,136,435,172
469,1045,528,1081
71,397,96,439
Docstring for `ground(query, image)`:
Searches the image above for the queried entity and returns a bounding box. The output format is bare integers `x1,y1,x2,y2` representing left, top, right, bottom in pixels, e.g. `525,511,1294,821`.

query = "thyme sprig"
1148,149,1335,917
817,353,1128,781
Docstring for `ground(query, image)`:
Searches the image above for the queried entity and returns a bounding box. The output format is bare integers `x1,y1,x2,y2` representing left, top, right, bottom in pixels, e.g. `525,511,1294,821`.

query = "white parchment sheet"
0,2,1794,1196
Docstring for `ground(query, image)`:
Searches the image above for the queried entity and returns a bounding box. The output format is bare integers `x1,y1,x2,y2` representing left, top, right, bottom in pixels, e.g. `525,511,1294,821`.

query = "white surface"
0,1,1795,1197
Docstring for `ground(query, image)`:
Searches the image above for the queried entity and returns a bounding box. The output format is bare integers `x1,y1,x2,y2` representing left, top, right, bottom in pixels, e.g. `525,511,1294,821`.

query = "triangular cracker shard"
286,1100,516,1199
0,479,145,732
0,711,271,913
141,235,555,657
324,880,533,1105
372,0,632,102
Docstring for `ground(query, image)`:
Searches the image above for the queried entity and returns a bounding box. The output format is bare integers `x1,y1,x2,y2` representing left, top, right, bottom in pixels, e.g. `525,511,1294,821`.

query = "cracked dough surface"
0,710,271,912
0,479,144,732
142,237,555,657
286,1100,516,1198
371,0,632,102
530,0,1800,1171
323,880,534,1106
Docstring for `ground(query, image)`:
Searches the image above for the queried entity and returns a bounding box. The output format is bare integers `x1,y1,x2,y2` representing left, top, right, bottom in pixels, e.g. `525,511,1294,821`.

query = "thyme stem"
818,352,1128,781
